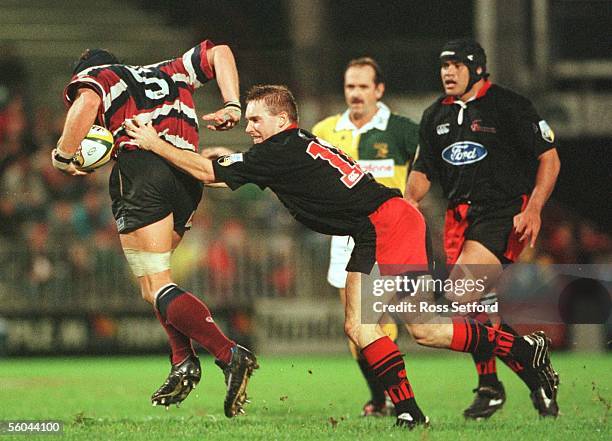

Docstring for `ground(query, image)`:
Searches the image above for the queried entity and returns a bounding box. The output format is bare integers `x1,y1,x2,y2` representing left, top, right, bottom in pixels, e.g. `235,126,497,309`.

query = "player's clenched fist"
202,101,241,131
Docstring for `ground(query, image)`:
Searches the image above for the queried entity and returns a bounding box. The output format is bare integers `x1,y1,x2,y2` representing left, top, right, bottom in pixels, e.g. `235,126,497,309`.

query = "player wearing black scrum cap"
407,38,561,419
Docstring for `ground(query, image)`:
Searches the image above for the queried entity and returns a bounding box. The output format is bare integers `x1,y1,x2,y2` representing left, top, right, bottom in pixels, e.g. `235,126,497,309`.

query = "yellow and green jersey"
312,102,419,193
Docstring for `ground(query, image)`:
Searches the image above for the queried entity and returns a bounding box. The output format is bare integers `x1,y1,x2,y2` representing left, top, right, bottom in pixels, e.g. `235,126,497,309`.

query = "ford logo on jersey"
441,141,488,165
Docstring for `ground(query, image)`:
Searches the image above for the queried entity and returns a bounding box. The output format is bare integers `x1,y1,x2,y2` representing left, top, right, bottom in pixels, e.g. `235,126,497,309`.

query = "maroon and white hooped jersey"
63,40,215,156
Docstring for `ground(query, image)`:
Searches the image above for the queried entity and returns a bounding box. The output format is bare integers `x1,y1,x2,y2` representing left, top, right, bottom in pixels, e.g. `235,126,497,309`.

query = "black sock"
468,315,500,388
496,322,540,391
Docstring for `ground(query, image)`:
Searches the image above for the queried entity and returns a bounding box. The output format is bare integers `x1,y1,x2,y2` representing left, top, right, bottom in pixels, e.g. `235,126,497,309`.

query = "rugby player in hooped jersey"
126,84,559,429
51,42,258,418
407,38,561,419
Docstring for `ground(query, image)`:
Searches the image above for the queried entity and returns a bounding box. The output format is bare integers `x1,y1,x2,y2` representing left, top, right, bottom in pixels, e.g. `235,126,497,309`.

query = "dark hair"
345,57,384,85
245,85,299,122
72,48,119,75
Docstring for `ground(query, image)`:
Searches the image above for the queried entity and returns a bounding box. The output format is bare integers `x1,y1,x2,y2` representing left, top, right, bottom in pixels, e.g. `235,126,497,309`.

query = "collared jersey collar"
442,80,492,105
264,123,300,143
335,102,391,133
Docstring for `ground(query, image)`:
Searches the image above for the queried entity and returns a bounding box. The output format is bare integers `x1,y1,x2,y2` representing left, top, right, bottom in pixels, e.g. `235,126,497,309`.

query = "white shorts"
327,235,355,289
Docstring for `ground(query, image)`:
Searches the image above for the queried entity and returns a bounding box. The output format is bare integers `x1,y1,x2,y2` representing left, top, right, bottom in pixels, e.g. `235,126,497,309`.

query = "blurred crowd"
0,49,609,310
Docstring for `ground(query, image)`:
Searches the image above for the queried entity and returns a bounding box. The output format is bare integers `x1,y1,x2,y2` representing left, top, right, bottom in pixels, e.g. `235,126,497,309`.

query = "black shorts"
109,150,203,235
444,195,528,265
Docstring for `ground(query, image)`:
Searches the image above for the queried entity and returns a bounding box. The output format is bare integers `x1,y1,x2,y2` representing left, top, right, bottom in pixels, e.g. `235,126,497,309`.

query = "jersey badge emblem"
538,120,555,143
442,141,488,165
436,123,450,135
373,142,389,158
470,119,497,133
218,153,244,167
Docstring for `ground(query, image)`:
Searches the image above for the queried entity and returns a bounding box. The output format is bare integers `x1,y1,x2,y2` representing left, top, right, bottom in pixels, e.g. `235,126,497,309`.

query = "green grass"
0,353,610,440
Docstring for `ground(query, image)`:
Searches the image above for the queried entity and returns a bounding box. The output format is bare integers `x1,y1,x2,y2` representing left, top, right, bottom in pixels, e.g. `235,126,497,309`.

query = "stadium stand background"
0,0,609,356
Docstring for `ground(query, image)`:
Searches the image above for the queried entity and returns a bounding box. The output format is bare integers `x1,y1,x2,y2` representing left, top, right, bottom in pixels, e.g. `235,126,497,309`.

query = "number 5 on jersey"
306,141,365,188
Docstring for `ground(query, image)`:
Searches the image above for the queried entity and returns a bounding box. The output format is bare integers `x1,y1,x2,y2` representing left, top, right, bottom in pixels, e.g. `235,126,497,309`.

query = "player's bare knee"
123,248,173,303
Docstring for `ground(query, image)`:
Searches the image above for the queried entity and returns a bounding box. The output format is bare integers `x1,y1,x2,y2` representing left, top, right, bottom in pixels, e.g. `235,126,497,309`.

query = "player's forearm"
149,138,216,183
406,171,431,204
57,89,100,155
209,45,240,104
526,148,561,211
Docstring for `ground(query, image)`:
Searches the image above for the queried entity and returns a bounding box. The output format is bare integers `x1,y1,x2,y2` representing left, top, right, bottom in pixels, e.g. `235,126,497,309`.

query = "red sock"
361,337,423,417
156,285,235,364
450,316,515,357
154,308,194,364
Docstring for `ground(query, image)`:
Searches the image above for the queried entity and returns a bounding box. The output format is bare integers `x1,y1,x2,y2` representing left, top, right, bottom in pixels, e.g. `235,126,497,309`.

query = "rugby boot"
215,344,259,418
362,395,395,417
463,382,506,419
523,331,560,417
151,354,201,408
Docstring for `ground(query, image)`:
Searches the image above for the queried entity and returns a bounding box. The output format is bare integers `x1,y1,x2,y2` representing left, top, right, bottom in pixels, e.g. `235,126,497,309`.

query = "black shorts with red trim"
444,195,528,265
346,197,431,275
109,149,203,235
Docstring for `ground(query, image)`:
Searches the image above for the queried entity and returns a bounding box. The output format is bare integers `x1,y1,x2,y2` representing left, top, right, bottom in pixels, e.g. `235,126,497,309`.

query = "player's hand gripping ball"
73,125,114,171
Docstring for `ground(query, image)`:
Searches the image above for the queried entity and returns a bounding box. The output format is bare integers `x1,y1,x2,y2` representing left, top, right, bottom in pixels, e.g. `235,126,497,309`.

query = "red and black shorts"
444,195,528,265
347,197,430,276
109,149,203,235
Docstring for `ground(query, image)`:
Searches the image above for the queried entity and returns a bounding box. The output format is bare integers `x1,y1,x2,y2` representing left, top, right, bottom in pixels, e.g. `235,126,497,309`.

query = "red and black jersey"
63,40,215,155
413,81,557,204
212,127,401,236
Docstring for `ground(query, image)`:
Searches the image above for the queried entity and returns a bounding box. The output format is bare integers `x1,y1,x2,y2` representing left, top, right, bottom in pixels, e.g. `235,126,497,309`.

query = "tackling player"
312,57,419,417
51,42,257,418
126,84,559,429
407,38,561,418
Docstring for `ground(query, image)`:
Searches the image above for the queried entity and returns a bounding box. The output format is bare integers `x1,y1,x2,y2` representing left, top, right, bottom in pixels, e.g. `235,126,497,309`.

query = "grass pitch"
1,352,609,440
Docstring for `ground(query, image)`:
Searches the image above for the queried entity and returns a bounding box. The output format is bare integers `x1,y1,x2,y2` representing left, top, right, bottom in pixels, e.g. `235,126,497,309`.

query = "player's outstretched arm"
406,170,431,208
513,148,561,247
53,88,101,176
125,119,217,184
202,45,241,131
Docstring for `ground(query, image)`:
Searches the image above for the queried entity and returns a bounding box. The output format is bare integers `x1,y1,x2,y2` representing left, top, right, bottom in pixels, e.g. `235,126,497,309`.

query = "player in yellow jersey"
312,57,419,416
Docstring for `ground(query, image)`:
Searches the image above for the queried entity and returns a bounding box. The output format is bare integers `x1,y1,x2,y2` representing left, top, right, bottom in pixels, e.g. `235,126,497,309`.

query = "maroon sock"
156,285,235,364
361,337,424,418
154,308,194,364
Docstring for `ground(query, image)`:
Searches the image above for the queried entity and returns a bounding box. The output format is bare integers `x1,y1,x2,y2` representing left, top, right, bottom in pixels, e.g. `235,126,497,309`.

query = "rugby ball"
74,125,114,171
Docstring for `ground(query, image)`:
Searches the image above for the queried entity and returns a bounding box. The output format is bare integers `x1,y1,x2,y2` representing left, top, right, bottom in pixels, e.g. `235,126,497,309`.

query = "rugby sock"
156,284,235,364
473,352,499,388
496,322,540,391
450,316,533,361
361,337,424,418
356,356,387,405
468,312,500,388
154,307,195,365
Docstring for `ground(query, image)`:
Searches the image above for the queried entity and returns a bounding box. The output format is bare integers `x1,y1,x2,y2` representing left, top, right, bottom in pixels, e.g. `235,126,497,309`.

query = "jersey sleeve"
212,146,275,190
507,93,557,158
177,40,215,88
63,74,107,108
411,112,438,179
